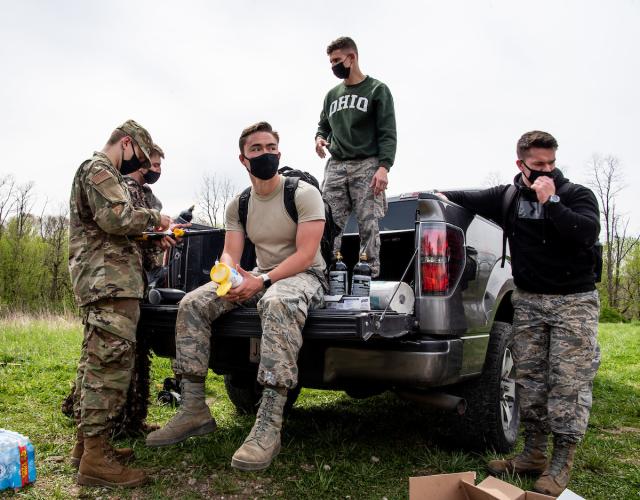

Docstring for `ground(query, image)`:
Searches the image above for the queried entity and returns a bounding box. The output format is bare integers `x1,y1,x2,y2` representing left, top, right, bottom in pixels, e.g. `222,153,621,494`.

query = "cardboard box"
409,472,583,500
324,294,370,311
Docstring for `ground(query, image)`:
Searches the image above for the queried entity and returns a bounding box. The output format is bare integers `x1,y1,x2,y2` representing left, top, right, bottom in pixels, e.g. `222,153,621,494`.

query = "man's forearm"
265,251,316,283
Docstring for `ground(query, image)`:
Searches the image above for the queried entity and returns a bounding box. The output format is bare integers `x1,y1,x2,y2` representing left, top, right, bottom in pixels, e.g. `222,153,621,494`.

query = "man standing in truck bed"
439,131,601,497
147,121,327,472
315,36,397,277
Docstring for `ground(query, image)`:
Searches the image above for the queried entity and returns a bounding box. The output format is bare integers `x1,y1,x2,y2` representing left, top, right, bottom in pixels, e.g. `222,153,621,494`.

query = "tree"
40,205,72,307
588,154,639,309
0,175,16,238
196,174,237,227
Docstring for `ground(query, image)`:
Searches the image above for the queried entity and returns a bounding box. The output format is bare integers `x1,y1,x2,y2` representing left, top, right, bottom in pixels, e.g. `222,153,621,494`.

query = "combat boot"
70,430,134,469
533,440,577,496
231,387,287,471
487,433,548,476
145,378,216,447
76,435,146,488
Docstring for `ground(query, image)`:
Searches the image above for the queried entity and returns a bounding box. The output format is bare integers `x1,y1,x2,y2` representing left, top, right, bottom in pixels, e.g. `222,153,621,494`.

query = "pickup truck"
140,191,518,452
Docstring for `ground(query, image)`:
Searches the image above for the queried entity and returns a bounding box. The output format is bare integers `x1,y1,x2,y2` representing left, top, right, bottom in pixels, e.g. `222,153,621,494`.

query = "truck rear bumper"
323,339,463,387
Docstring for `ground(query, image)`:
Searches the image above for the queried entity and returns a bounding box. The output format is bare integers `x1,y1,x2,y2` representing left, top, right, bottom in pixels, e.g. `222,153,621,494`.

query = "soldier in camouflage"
103,143,167,437
315,36,397,277
68,120,174,488
441,131,601,497
147,122,327,473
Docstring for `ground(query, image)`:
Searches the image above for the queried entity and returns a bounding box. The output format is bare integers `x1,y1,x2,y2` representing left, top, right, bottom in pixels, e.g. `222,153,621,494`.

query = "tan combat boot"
76,435,146,487
145,378,217,447
70,430,135,469
231,387,287,471
487,433,548,476
533,440,577,496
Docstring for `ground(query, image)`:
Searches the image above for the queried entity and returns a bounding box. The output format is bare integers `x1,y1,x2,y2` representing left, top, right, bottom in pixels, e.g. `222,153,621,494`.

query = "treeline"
0,177,74,314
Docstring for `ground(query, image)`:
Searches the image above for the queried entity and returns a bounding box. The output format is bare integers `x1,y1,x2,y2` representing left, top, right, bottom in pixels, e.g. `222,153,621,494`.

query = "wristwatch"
261,274,272,289
546,194,560,205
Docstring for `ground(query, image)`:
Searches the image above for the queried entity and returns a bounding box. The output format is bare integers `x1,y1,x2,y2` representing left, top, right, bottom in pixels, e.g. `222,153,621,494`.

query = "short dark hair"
106,129,127,146
327,36,358,56
238,122,279,154
517,131,559,160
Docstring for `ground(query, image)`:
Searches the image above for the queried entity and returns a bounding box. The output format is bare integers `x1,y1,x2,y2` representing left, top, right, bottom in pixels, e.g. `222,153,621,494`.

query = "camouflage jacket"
69,152,161,306
124,176,164,271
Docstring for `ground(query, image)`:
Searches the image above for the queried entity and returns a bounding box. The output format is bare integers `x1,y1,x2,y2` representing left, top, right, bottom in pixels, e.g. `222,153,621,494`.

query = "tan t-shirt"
225,176,326,272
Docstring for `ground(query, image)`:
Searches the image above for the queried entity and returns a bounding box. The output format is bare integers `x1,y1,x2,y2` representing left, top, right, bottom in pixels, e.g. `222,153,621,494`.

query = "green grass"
0,318,638,499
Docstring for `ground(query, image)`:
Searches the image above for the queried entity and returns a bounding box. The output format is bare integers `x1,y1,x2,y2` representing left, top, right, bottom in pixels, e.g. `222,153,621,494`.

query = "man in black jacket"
439,131,600,497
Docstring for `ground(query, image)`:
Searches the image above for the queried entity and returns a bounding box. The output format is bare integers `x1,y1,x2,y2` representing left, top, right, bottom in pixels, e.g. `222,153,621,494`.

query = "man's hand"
315,137,329,159
530,176,556,204
223,266,264,302
370,166,389,196
157,214,172,231
153,236,176,250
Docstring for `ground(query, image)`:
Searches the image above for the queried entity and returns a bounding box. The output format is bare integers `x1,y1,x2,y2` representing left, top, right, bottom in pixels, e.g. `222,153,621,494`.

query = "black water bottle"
177,205,194,223
351,252,372,297
329,251,348,295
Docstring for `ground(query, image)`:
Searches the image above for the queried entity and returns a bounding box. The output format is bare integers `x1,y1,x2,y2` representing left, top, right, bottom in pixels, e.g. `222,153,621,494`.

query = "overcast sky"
1,0,638,232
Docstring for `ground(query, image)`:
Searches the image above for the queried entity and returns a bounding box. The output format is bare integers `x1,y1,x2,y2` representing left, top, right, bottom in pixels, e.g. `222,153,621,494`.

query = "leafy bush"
599,306,627,323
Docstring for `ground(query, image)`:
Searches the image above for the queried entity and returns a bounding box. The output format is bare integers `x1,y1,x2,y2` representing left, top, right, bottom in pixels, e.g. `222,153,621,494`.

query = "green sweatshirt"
316,76,397,170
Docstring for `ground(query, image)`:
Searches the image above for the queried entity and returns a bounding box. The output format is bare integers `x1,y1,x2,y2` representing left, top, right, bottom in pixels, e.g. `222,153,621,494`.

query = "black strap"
238,186,252,231
500,185,518,268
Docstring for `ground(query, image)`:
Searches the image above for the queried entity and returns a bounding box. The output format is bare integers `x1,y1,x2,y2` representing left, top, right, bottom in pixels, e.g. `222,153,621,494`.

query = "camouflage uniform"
124,177,164,272
94,176,165,436
322,156,387,277
174,271,325,389
512,289,601,444
69,122,160,438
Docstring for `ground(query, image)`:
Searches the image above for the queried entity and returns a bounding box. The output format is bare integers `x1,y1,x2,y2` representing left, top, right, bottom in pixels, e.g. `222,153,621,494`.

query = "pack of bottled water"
0,429,36,491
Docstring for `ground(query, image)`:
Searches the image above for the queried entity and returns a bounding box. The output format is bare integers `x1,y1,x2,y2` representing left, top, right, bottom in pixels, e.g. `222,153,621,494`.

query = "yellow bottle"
210,261,244,297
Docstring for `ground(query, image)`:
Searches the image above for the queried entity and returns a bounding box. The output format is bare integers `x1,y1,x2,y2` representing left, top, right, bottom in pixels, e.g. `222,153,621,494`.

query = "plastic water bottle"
210,261,244,297
329,251,348,295
0,429,36,491
351,252,372,297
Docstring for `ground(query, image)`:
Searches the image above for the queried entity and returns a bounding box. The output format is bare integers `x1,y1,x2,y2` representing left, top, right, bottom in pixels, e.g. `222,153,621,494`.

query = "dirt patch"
602,426,640,435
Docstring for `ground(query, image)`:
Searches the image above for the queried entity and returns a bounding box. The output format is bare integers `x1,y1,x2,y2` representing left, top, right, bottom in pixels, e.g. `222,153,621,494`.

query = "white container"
369,281,415,314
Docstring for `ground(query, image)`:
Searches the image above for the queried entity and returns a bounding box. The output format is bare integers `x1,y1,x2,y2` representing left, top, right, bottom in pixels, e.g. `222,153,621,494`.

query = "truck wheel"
223,373,301,415
450,321,519,453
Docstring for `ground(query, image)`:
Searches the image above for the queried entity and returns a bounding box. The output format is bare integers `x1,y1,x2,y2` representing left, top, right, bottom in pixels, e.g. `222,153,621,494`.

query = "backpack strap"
238,186,252,231
500,185,518,268
283,176,300,224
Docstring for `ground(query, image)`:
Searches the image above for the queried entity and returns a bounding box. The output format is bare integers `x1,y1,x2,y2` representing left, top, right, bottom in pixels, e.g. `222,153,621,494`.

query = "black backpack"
237,167,342,270
500,184,603,282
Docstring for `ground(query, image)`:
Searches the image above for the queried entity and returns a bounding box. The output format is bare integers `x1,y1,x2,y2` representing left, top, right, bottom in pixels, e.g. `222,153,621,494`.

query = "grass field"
0,316,638,499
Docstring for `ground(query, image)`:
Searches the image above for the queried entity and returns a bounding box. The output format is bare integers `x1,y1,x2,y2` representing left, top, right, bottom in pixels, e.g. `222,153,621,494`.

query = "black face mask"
522,161,558,184
332,58,351,79
121,142,143,175
245,153,279,180
143,170,161,184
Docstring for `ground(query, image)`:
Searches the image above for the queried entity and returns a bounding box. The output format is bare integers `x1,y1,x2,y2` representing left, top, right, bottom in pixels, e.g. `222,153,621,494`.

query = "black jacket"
443,170,600,294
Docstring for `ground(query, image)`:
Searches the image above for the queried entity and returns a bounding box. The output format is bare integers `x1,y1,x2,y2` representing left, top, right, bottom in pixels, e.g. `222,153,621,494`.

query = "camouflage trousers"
512,289,600,444
72,298,139,437
174,271,325,389
322,157,387,277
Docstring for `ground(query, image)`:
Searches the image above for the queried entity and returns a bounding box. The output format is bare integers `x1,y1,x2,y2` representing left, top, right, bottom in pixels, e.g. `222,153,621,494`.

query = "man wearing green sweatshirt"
315,36,397,277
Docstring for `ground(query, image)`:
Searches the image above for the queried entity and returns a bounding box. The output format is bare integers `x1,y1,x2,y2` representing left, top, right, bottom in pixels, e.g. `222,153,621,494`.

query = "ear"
239,153,247,167
516,159,525,173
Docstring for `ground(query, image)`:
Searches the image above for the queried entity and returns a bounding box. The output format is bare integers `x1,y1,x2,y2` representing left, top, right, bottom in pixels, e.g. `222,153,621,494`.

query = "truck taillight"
420,223,465,295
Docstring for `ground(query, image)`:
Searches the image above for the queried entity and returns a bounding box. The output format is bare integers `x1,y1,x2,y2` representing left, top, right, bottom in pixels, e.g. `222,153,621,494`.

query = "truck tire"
223,373,301,415
450,321,519,453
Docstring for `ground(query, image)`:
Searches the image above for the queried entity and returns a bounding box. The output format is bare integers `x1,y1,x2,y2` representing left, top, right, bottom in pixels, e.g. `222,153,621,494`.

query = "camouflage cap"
117,119,154,162
151,143,165,158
